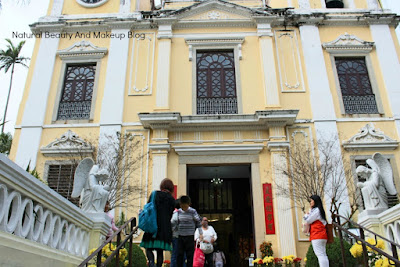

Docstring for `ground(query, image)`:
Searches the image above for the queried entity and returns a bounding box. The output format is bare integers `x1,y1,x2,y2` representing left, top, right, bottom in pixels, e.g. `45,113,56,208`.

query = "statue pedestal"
357,209,386,236
86,212,111,251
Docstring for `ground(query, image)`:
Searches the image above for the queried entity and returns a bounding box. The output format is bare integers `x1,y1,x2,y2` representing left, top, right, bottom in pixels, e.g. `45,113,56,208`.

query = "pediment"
322,33,374,54
342,123,398,151
172,0,256,21
40,130,94,157
57,40,108,59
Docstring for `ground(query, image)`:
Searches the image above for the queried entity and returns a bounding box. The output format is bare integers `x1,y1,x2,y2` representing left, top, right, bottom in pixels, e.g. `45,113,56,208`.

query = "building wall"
10,0,400,260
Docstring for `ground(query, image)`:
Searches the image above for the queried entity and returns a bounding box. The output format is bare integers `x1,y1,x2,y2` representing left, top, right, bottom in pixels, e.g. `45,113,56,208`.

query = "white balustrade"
0,154,107,259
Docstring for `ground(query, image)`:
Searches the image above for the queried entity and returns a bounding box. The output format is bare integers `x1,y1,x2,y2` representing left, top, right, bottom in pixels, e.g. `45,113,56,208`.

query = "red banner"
263,183,275,235
173,185,177,199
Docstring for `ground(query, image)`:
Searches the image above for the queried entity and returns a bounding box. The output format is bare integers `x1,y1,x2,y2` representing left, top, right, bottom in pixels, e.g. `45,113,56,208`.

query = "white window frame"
185,37,244,115
323,33,384,116
52,41,107,123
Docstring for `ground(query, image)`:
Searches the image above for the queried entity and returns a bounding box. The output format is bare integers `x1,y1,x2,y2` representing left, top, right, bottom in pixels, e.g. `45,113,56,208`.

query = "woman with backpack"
140,178,176,267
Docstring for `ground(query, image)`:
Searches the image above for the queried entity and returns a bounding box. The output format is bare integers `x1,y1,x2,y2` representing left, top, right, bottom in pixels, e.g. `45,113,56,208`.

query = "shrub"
127,243,147,267
305,237,357,267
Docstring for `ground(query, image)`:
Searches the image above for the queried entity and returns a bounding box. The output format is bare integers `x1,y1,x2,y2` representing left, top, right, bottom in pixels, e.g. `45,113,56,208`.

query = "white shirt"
303,207,327,225
194,226,217,243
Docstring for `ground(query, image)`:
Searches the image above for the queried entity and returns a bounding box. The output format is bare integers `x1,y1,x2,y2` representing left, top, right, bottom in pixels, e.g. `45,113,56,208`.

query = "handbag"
326,223,334,244
138,191,157,238
193,241,205,267
200,241,214,254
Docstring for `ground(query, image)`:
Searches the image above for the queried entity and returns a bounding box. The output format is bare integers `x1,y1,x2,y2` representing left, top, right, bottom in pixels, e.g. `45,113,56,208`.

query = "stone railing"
0,154,110,265
358,204,400,246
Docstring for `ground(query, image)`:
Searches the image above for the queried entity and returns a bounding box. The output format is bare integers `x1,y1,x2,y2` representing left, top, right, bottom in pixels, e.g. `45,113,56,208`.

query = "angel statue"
71,158,110,213
356,153,397,211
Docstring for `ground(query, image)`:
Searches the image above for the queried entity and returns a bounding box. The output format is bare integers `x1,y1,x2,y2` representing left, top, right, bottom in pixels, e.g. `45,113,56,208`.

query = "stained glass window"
57,64,96,120
335,57,378,114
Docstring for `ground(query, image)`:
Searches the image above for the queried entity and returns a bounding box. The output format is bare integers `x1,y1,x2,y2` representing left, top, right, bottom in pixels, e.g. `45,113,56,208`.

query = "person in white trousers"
303,195,329,267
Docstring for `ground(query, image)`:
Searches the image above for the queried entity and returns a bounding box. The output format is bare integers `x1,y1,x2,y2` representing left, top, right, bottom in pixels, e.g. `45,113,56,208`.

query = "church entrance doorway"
187,165,254,267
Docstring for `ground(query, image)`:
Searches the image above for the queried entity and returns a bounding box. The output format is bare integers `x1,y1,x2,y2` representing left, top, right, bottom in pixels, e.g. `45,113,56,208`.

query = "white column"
119,0,130,13
99,29,130,126
343,0,356,8
268,143,296,257
151,152,168,191
300,24,350,219
258,24,280,107
50,0,64,16
299,24,336,121
15,36,60,168
155,24,172,109
251,163,266,258
370,24,400,137
314,121,351,222
367,0,380,9
320,0,326,8
298,0,310,8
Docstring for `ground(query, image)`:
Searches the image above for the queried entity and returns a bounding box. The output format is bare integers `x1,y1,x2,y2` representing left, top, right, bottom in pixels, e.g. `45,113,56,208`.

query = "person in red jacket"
303,195,329,267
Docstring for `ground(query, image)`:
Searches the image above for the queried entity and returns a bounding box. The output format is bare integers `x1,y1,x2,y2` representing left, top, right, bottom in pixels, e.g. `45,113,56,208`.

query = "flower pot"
325,0,344,8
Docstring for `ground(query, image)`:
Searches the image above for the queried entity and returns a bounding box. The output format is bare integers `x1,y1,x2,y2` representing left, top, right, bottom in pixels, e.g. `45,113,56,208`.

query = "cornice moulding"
173,144,264,155
138,110,299,132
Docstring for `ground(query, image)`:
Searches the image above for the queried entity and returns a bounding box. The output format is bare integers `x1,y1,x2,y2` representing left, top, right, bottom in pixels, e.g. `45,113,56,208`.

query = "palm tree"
0,38,29,133
0,132,12,155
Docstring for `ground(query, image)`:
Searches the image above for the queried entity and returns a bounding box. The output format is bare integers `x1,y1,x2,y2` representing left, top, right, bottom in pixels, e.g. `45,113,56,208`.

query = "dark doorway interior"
187,165,254,267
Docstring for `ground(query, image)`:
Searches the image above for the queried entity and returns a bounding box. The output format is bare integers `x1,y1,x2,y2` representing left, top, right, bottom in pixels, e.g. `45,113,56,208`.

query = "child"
213,244,226,267
171,195,202,267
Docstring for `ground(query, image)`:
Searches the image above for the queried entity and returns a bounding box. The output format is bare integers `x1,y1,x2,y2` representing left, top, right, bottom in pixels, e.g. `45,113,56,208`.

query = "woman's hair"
310,195,327,221
160,178,174,193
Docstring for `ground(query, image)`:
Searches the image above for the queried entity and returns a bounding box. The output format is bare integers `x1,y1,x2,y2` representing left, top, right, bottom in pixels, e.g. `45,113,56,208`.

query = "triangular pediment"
172,0,258,21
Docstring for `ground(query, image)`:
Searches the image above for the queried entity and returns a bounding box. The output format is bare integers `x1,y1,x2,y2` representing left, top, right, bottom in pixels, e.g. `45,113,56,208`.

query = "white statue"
356,153,397,211
71,158,110,213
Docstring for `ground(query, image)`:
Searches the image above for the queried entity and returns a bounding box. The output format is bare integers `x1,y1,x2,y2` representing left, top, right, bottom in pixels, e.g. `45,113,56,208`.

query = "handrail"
333,214,400,267
78,217,139,267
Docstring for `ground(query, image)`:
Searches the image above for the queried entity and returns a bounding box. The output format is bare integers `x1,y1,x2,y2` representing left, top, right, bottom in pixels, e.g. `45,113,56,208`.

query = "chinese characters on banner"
263,183,275,234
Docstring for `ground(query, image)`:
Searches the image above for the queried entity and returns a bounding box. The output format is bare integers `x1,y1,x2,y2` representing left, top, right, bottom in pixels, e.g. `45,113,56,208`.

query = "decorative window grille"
335,57,379,114
196,51,238,114
47,164,79,206
57,64,96,120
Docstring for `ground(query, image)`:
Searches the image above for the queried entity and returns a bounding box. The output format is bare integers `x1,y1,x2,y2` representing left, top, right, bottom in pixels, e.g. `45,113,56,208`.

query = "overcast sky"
0,0,50,134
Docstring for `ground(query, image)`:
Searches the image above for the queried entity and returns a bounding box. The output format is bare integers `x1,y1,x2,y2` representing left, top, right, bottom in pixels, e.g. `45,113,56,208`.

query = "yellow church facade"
9,0,400,263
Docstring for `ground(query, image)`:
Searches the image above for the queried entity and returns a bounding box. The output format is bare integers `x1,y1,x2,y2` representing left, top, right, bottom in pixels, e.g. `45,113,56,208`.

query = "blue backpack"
138,191,157,238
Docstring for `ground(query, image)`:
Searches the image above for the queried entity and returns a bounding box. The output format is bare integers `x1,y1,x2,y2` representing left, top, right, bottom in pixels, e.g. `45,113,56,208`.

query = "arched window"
335,57,378,114
57,64,96,120
196,51,238,114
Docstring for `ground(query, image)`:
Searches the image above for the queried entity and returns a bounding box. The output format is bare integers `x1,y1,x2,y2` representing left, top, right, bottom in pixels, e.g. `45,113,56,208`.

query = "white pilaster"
370,24,400,137
152,153,168,191
298,0,310,8
16,37,60,168
99,29,130,125
50,0,64,16
343,0,356,8
367,0,380,9
155,38,172,109
269,144,296,257
251,163,266,258
119,0,130,13
320,0,326,8
314,121,351,222
300,25,336,121
258,24,280,107
300,24,350,220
